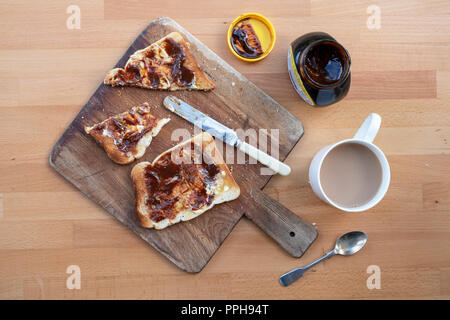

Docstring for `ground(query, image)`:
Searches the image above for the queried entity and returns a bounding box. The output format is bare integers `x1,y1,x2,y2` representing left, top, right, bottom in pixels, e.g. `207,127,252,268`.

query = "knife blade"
163,96,291,176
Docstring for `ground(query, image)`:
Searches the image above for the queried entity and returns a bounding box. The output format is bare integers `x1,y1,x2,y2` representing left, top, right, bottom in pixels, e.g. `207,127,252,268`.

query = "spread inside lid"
228,13,275,62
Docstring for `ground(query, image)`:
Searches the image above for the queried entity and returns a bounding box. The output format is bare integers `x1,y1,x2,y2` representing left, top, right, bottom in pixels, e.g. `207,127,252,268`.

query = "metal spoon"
279,231,368,286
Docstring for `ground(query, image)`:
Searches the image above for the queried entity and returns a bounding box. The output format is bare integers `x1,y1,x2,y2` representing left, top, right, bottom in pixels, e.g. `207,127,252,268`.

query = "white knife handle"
237,141,291,176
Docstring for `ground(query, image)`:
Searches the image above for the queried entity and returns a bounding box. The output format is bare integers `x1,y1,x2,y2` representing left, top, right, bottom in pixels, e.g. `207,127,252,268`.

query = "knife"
163,95,291,176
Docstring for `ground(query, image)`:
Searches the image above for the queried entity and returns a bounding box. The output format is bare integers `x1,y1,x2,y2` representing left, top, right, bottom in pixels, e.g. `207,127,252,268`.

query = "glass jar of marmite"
288,32,351,107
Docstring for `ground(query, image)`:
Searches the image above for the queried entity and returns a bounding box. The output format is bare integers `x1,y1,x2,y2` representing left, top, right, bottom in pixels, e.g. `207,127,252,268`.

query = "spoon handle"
279,250,335,286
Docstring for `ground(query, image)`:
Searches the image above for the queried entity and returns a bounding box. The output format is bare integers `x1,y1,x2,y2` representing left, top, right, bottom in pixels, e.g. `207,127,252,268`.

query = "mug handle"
354,113,382,143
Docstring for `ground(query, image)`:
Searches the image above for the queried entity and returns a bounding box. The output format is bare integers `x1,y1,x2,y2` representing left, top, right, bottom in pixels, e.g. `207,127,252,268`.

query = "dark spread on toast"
160,38,195,87
113,38,195,88
231,19,264,59
143,142,220,223
90,104,158,154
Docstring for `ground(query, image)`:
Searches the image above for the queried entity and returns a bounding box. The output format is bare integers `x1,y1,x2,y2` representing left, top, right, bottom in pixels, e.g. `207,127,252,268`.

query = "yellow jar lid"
227,13,276,62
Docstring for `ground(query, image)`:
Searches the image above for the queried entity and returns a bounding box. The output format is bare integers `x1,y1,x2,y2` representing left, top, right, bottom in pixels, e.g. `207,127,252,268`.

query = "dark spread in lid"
230,19,264,59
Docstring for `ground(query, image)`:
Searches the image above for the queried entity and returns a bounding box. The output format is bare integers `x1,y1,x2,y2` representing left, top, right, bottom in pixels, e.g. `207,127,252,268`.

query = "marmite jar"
288,32,351,107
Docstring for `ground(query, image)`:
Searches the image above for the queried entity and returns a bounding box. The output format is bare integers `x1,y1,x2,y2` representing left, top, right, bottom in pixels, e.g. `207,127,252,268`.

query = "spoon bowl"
334,231,368,255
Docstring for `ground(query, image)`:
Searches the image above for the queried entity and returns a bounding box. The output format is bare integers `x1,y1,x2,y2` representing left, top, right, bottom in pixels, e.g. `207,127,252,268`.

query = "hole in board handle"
289,232,295,237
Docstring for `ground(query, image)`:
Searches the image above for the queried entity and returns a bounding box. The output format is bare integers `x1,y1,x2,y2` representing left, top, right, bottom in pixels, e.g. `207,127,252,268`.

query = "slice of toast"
104,32,215,91
84,103,170,165
131,132,240,229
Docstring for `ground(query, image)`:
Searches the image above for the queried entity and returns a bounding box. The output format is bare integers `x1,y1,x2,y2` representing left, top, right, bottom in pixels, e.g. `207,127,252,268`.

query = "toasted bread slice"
84,103,170,165
131,132,240,229
104,32,215,91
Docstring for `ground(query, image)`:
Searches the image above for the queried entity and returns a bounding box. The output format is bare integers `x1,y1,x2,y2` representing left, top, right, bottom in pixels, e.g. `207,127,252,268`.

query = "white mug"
309,113,390,212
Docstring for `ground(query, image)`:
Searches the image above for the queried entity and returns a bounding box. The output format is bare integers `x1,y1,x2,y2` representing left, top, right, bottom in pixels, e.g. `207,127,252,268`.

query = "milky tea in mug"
309,113,390,212
319,143,382,208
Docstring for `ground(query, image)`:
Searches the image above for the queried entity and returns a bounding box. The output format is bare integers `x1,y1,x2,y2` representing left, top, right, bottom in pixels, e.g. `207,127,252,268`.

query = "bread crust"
104,32,215,91
131,132,240,229
84,103,170,165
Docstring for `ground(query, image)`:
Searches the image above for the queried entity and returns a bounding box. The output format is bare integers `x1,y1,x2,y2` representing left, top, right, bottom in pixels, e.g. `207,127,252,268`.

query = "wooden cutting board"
50,17,317,273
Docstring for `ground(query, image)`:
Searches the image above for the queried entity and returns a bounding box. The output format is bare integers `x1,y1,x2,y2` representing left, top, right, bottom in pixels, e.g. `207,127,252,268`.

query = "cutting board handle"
245,188,318,257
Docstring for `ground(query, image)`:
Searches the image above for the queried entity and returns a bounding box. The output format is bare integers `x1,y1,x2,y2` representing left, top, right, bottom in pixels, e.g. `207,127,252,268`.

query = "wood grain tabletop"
1,0,449,300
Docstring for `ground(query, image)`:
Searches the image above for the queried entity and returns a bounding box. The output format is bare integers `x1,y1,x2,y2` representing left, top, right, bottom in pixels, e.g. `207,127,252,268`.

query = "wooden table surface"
1,0,449,300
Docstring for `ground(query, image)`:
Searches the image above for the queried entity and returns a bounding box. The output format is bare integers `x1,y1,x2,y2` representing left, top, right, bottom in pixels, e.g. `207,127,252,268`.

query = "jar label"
287,47,314,106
